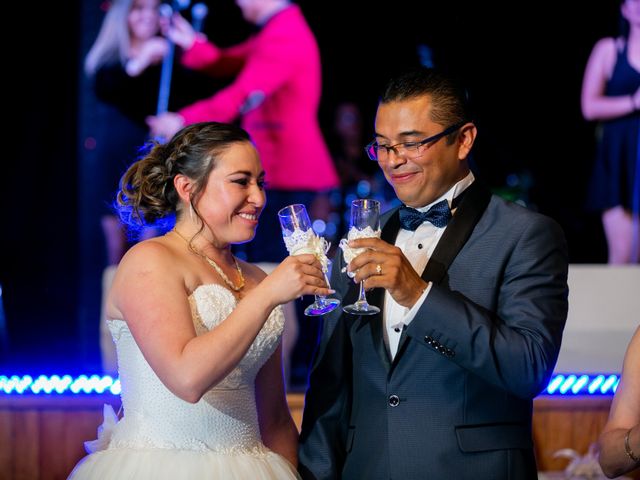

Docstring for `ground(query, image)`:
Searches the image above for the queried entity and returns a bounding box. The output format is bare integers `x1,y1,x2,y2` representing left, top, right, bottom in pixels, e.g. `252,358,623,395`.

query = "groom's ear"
457,122,477,161
174,174,194,204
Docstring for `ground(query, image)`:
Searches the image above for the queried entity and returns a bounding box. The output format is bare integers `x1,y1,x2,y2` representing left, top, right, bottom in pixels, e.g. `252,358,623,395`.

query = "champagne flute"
341,199,381,315
278,204,341,316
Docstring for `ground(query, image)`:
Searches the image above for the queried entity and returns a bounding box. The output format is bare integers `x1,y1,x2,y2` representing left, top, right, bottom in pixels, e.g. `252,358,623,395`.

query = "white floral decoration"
338,226,381,274
553,443,608,479
84,403,120,454
283,228,331,272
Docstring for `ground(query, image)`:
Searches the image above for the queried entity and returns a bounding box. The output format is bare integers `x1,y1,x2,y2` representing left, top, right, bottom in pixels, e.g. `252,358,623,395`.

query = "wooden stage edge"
1,394,638,480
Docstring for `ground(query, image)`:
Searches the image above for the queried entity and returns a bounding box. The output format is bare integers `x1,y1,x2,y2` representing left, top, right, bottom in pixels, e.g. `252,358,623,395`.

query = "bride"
68,122,331,479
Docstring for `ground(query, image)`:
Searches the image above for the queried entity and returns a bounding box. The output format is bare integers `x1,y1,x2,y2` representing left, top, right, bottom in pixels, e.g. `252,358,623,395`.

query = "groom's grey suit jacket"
298,182,569,480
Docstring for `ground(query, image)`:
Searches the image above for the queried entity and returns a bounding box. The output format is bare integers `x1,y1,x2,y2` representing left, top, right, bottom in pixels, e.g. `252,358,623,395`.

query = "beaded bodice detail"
106,284,284,453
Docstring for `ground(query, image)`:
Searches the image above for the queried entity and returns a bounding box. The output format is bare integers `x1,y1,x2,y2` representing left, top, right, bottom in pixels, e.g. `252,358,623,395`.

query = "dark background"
0,1,615,374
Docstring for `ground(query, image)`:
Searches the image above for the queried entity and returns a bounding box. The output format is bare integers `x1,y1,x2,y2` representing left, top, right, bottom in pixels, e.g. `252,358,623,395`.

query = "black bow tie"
399,199,452,231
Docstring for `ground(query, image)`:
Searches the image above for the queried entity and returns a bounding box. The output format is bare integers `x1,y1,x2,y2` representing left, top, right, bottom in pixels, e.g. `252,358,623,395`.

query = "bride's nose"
247,183,265,209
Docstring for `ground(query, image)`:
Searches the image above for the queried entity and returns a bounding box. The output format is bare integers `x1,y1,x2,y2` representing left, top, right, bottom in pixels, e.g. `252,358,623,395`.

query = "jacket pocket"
455,422,532,453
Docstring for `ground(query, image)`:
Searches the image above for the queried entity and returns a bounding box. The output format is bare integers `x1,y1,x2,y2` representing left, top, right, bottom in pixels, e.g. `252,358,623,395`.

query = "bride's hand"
260,254,333,306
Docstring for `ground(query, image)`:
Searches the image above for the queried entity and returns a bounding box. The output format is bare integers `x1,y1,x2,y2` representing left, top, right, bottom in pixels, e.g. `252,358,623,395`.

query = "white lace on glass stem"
339,226,381,276
281,224,340,316
283,228,331,273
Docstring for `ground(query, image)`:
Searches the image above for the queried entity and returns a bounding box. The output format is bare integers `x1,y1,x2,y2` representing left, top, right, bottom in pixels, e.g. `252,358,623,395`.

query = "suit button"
388,394,400,407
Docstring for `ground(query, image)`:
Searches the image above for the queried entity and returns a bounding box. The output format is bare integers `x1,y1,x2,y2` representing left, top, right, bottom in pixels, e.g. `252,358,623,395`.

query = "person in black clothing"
84,0,213,373
581,0,640,264
85,0,214,264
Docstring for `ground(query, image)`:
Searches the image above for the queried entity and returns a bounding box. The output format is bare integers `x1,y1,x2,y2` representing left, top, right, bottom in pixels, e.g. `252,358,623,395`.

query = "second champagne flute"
342,199,381,315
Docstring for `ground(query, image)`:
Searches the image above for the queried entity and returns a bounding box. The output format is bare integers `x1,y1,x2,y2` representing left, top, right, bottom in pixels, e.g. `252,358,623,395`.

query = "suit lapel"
420,181,492,285
369,211,401,370
392,182,493,365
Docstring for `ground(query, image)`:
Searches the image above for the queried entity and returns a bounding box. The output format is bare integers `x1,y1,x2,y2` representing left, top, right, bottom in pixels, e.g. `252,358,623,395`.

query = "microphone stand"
154,1,208,143
156,1,191,117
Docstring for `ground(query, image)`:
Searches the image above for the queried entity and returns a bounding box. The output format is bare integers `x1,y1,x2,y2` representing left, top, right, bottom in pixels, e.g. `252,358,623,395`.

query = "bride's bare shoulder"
119,236,179,270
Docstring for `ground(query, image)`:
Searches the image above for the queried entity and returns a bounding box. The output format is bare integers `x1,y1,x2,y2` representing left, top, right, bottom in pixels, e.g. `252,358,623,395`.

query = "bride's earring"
189,203,195,222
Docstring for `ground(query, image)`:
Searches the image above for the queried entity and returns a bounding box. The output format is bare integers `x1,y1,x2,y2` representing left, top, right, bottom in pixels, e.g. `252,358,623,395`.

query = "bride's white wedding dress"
68,284,300,479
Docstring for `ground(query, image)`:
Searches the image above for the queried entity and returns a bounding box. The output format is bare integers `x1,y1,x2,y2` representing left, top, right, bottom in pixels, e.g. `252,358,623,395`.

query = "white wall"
553,265,640,373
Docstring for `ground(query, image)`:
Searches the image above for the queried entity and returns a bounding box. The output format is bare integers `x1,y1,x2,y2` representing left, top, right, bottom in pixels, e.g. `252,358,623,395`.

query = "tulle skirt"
68,447,301,479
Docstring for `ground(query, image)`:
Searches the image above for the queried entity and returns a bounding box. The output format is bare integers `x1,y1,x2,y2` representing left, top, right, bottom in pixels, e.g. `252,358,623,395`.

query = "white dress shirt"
383,172,475,359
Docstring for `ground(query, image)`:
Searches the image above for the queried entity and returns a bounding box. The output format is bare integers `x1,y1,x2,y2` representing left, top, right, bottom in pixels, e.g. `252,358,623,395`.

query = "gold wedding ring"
376,264,382,275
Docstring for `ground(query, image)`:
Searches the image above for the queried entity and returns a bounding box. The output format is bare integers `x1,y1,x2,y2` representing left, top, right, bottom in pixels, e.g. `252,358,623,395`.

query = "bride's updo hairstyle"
117,122,251,228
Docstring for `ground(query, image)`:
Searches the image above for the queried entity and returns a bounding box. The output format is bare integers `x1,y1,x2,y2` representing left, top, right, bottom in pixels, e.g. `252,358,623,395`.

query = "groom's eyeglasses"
365,122,465,162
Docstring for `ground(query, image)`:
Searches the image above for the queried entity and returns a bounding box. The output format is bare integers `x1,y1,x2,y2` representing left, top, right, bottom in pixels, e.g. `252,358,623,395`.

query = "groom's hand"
347,238,428,308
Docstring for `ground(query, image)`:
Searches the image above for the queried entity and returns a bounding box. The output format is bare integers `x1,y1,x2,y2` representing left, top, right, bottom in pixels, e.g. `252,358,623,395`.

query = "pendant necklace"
172,228,245,292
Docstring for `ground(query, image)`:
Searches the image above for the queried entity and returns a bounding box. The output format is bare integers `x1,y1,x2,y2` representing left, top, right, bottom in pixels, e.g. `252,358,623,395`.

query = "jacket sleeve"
407,214,569,399
181,36,251,77
298,251,352,480
179,26,300,124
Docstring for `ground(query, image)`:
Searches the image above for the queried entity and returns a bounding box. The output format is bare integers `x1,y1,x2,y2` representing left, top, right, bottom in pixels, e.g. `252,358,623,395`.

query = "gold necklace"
172,228,245,292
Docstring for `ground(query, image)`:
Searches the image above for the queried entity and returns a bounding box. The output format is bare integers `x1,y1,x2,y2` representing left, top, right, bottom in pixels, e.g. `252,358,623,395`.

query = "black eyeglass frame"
364,122,467,161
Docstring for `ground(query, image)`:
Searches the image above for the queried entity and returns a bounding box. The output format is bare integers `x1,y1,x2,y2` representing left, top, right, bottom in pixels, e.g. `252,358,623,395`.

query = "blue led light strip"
0,375,121,395
0,373,619,396
543,374,619,395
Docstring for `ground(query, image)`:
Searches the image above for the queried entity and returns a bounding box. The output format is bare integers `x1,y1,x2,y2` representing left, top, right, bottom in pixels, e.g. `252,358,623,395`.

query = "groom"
297,68,569,479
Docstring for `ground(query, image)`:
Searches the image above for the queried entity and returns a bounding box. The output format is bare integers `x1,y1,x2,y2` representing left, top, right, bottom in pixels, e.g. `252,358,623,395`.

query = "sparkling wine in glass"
341,199,381,315
278,204,341,316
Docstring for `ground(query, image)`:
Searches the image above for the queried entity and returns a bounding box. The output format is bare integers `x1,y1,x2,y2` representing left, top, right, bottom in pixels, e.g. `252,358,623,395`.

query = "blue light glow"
356,180,371,198
546,375,564,394
312,219,326,235
0,374,120,395
559,375,577,394
571,375,589,394
588,374,605,394
541,374,619,395
0,374,621,396
600,375,619,394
